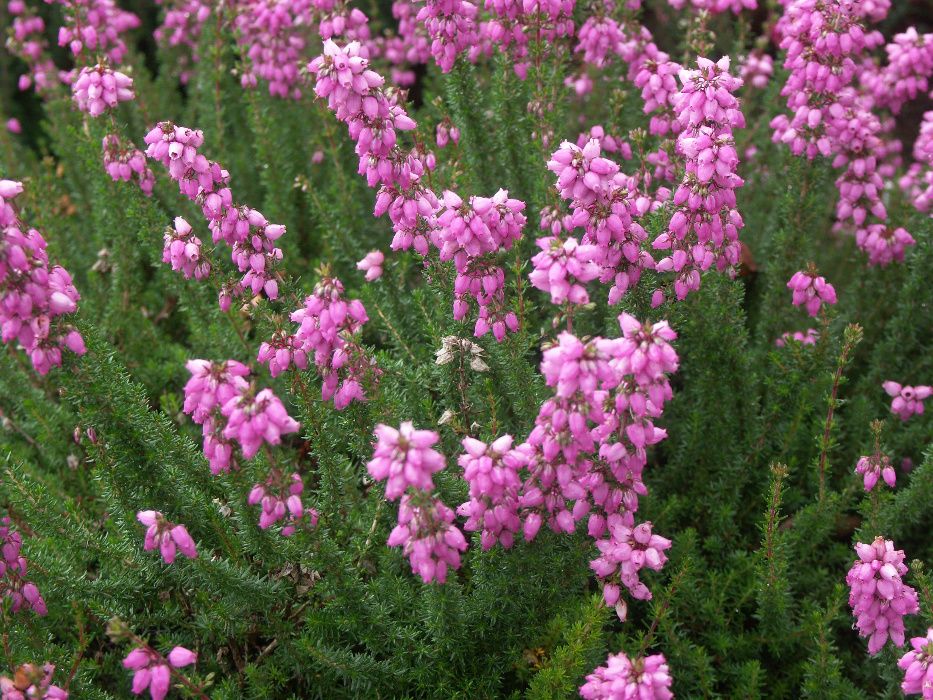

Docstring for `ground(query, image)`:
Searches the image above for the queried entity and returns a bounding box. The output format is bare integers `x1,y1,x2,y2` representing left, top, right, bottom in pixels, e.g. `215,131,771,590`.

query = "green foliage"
0,4,931,699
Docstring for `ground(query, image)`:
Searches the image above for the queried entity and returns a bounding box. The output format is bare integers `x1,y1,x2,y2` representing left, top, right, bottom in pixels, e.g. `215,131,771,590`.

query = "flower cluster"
883,381,931,422
481,0,575,80
653,56,746,303
311,40,525,341
771,1,918,265
388,493,468,584
435,189,525,339
309,41,417,190
368,422,467,583
543,139,653,305
855,451,895,492
855,225,916,267
122,645,196,700
183,359,249,474
71,65,134,116
771,0,882,159
900,111,933,214
775,328,818,347
6,2,63,95
153,0,212,84
787,269,837,317
899,629,933,699
356,250,384,281
575,14,627,70
182,360,300,481
456,435,528,549
626,32,683,138
1,516,47,616
580,651,673,700
456,314,678,615
868,28,933,115
529,234,601,306
222,388,301,460
435,119,460,148
143,122,287,305
368,422,446,500
412,0,479,73
136,511,197,564
259,275,376,409
590,518,672,620
0,663,67,700
0,179,86,375
739,51,773,89
248,472,319,536
161,217,210,281
845,537,919,655
233,0,316,99
311,39,429,225
102,135,155,196
183,359,307,538
51,0,140,65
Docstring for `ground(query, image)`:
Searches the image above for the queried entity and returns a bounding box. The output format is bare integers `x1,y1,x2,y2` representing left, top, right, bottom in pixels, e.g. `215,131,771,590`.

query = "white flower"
435,336,488,372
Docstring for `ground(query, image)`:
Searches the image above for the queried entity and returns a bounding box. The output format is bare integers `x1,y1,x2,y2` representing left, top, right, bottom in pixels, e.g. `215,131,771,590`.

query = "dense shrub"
1,0,931,698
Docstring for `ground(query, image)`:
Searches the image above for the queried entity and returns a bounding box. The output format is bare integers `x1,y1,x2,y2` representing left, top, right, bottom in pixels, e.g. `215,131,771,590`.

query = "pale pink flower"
883,381,932,421
136,511,197,564
898,628,933,698
367,422,445,500
846,537,919,655
356,250,384,281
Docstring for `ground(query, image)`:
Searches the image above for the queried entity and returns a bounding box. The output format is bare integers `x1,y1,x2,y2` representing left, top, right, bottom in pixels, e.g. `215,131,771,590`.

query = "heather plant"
0,0,931,698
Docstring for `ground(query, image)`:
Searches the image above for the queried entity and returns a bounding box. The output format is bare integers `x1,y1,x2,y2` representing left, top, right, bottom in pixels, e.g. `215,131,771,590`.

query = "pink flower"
1,517,47,616
590,518,672,620
72,65,134,117
260,276,376,408
55,0,140,63
516,313,678,562
529,236,601,305
0,663,67,699
387,494,467,583
652,56,746,301
102,134,155,196
787,269,837,317
898,628,933,698
162,217,210,280
456,435,528,550
182,359,250,424
356,250,384,281
846,537,919,655
123,645,196,700
166,647,197,669
221,387,300,459
0,181,84,375
855,453,896,491
233,1,321,99
367,422,446,500
142,121,286,304
775,328,819,347
871,28,933,115
436,120,460,148
247,472,319,536
5,119,22,134
856,225,916,266
580,651,673,700
883,381,932,421
739,51,773,89
137,511,197,564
